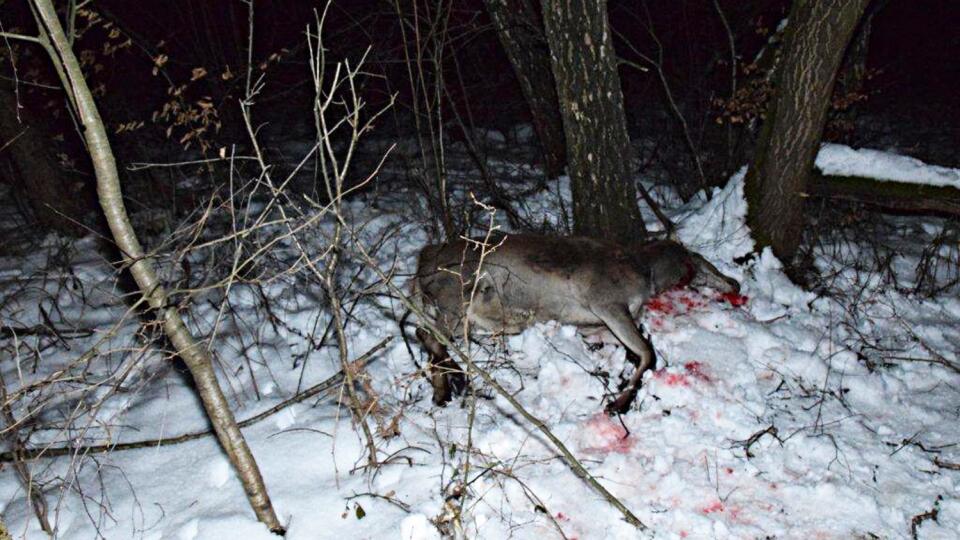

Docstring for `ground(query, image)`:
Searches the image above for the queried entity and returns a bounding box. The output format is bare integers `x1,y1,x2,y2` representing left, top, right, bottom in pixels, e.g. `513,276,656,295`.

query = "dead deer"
411,233,740,413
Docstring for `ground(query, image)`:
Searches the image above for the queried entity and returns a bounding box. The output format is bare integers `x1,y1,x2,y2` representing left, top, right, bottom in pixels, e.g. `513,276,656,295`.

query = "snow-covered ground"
1,143,959,539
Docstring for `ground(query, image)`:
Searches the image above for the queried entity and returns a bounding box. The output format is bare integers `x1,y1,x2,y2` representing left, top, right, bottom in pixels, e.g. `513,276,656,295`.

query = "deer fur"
412,233,739,413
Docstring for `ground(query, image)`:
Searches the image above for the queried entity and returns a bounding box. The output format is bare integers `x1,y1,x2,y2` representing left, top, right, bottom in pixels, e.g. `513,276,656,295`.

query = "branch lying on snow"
910,495,942,540
0,338,392,463
808,172,960,218
816,143,960,188
731,425,782,459
933,457,960,471
890,320,960,375
808,144,960,218
887,354,960,376
0,325,94,340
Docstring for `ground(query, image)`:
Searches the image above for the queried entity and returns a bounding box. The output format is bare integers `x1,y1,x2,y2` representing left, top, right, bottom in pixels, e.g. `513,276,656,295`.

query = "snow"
817,143,960,188
2,148,960,539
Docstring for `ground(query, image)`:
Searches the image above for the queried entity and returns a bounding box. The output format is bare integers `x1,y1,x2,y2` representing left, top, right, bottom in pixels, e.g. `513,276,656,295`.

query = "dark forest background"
1,0,958,247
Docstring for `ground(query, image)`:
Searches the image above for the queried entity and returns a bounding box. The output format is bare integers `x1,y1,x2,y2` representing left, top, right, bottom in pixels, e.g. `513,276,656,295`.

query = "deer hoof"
448,370,468,398
605,388,638,415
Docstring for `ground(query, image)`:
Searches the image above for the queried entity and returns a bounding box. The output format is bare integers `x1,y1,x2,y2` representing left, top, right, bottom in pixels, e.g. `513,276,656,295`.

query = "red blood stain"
647,289,726,320
683,361,711,382
700,501,725,514
677,293,706,310
679,531,688,538
719,292,749,307
725,467,734,475
556,512,569,522
653,370,690,387
653,362,713,387
582,413,634,454
699,501,749,524
646,296,675,314
729,506,745,522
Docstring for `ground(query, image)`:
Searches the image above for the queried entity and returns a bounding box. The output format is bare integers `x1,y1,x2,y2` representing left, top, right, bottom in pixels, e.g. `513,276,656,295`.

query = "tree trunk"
484,0,566,178
30,0,284,534
0,83,91,236
745,0,869,262
540,0,646,244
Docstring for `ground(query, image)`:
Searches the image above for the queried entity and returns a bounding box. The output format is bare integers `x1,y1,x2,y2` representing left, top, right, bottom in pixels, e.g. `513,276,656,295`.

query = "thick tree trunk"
30,0,284,534
745,0,869,262
540,0,646,244
484,0,566,178
0,84,91,236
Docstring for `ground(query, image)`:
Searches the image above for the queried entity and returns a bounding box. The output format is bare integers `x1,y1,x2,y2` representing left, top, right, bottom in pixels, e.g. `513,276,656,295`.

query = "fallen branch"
888,355,960,376
910,495,942,540
0,325,94,340
808,172,960,218
933,457,960,471
731,425,781,458
0,338,391,462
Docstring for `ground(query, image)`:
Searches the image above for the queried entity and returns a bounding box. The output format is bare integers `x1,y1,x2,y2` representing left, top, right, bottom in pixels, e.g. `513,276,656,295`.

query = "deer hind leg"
594,304,656,415
607,349,650,415
415,327,467,406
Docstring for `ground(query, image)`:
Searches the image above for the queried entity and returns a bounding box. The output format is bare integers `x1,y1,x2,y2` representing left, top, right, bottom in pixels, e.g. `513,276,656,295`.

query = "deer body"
413,233,739,412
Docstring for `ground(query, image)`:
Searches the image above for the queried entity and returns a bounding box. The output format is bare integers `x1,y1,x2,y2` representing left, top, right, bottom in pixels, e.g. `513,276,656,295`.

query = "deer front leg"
415,328,467,406
593,304,656,414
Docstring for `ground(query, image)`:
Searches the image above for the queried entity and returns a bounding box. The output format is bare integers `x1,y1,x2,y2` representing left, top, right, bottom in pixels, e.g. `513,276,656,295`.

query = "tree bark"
0,83,91,236
484,0,566,178
540,0,646,244
30,0,284,534
745,0,869,262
